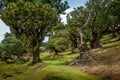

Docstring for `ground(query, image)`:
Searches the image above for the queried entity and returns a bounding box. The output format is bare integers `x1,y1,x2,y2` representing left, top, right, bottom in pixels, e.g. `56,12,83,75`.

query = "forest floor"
0,35,120,80
0,51,98,80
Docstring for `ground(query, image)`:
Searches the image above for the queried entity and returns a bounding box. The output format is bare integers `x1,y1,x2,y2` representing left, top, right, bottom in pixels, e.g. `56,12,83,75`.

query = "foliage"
37,0,69,15
66,0,120,49
66,6,91,53
86,0,120,48
1,0,58,64
0,32,26,61
0,0,69,15
1,0,69,64
46,29,70,55
67,6,90,41
2,1,56,38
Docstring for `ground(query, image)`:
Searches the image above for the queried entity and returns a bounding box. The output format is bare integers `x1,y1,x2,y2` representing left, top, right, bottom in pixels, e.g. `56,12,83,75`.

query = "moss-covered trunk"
29,50,42,65
28,43,42,65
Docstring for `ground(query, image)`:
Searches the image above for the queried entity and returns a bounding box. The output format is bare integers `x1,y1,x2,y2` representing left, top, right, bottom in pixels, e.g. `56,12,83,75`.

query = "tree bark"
54,49,59,57
71,47,76,53
29,49,42,65
71,41,77,53
90,32,101,49
90,38,101,48
111,33,117,38
79,8,93,44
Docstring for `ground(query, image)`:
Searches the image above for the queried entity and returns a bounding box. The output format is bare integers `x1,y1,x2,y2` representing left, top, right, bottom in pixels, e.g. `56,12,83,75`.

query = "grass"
102,41,120,49
41,51,79,65
0,61,98,80
15,65,97,80
100,34,112,42
0,51,98,80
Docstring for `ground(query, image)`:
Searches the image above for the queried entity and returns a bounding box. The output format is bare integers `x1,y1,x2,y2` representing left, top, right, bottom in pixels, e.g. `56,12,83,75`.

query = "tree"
66,0,119,61
1,1,56,65
0,32,26,61
86,0,120,48
1,0,69,65
67,6,90,52
46,29,70,56
107,0,120,40
46,23,70,56
69,0,120,49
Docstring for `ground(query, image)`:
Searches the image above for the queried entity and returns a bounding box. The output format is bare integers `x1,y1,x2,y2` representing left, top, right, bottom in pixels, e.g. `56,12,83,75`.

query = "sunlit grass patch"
103,41,120,49
41,51,79,65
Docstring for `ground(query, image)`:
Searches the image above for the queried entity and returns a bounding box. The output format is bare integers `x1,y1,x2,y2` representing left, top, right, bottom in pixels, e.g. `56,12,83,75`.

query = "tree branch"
79,8,93,43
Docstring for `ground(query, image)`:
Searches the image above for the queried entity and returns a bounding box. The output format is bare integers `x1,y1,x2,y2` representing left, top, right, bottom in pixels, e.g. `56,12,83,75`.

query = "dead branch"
79,8,93,43
69,50,99,66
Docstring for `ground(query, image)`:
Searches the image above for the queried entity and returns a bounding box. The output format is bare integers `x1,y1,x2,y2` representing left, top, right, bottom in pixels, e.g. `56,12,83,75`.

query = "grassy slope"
0,52,98,80
0,35,119,80
15,65,97,80
78,35,120,80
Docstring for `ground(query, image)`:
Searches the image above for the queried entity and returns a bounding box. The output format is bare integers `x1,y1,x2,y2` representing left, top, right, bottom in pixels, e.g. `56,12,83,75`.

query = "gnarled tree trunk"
90,39,101,49
29,50,42,65
28,42,42,65
78,8,93,59
54,49,59,57
90,32,101,49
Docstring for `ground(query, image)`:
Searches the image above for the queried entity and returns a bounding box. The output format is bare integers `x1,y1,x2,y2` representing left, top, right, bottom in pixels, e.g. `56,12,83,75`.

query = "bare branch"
79,8,93,43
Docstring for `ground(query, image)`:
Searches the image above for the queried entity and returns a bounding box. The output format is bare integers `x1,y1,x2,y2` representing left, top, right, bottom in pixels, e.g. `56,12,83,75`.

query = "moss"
0,61,98,80
17,65,98,80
